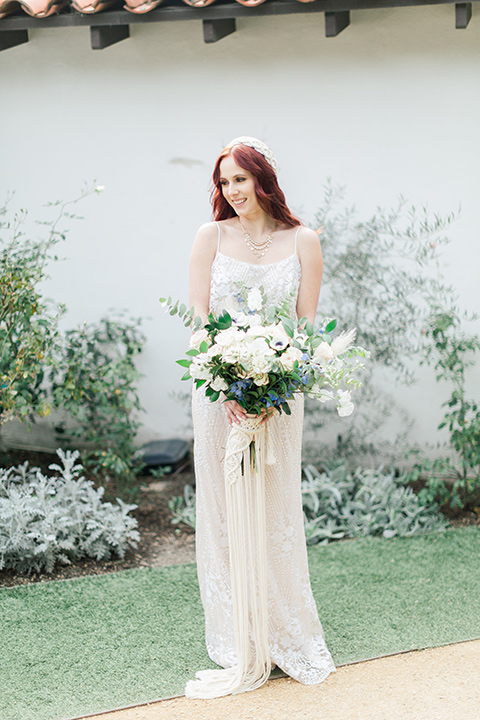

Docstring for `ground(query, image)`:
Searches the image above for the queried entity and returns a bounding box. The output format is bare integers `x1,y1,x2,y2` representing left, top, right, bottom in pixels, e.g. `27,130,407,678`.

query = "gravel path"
82,639,480,720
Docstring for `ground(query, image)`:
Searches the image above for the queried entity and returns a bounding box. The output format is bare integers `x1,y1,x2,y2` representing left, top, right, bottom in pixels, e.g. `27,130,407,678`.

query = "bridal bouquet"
160,287,369,418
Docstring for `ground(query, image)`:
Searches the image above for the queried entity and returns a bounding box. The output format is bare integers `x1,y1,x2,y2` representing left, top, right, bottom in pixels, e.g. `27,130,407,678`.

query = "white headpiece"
226,136,278,175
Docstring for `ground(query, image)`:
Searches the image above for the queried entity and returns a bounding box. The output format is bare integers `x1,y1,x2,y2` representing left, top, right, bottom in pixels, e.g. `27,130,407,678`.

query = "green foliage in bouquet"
405,307,480,510
0,449,139,574
161,286,369,418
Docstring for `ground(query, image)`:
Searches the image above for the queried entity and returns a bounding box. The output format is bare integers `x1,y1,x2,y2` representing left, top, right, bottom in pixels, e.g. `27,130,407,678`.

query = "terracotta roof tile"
0,0,335,21
124,0,164,14
0,0,64,17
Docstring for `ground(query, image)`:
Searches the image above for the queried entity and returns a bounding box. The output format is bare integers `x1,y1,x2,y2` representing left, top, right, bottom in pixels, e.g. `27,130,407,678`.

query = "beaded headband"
225,136,278,175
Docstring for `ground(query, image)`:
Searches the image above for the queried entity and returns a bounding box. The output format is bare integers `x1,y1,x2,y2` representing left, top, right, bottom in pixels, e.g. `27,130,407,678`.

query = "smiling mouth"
232,198,247,206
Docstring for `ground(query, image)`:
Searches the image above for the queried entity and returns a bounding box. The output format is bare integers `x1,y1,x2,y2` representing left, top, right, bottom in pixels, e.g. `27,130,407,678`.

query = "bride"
186,136,336,699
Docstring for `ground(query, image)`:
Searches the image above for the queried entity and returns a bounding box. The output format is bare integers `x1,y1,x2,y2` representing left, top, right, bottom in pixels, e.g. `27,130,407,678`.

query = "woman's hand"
223,400,276,426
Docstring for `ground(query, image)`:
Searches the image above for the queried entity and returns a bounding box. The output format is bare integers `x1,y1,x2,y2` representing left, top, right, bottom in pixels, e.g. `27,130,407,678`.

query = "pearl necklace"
239,221,276,258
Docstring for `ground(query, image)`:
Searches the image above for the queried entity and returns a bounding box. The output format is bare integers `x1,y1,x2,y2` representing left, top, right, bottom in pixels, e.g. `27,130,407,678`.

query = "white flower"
247,313,263,328
232,311,249,326
189,328,209,350
337,389,354,417
331,329,356,357
246,323,268,338
211,376,228,392
247,288,263,312
269,326,291,352
279,346,302,371
253,373,270,386
95,185,105,193
313,342,334,362
190,362,211,381
215,327,241,348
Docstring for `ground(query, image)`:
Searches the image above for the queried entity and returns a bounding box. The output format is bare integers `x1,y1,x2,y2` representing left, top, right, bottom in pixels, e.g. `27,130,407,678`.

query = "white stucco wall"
1,6,479,448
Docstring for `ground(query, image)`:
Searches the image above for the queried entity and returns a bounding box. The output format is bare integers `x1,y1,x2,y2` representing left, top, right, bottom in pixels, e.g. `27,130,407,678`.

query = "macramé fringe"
185,415,275,699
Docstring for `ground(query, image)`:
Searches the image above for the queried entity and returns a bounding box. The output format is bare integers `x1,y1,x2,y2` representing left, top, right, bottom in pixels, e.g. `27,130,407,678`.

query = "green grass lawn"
1,526,479,720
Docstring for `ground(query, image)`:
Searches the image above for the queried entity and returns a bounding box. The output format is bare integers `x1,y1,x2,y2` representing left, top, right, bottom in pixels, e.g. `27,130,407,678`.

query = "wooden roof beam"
203,17,236,43
0,29,28,51
90,24,129,49
455,2,472,26
325,10,350,36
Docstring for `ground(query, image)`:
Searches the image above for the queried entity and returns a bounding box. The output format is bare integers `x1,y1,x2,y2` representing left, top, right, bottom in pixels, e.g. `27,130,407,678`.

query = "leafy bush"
167,464,448,541
307,182,459,460
51,316,146,499
0,190,146,500
0,449,140,574
302,463,448,545
406,307,480,510
0,193,76,425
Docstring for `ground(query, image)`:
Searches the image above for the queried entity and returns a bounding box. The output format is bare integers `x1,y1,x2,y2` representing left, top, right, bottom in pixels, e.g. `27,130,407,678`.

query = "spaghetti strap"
294,226,301,254
216,222,221,252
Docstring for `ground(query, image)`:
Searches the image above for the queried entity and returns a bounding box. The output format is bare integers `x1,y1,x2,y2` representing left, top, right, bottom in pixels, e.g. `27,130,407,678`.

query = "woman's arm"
189,222,218,325
296,227,323,324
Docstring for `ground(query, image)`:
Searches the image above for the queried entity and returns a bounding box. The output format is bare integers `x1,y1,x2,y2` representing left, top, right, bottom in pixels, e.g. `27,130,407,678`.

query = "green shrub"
308,182,459,461
51,316,146,500
406,307,480,510
0,449,139,574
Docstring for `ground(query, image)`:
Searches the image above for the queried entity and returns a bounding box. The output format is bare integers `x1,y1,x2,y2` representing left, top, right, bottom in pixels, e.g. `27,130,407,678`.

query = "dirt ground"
82,639,480,720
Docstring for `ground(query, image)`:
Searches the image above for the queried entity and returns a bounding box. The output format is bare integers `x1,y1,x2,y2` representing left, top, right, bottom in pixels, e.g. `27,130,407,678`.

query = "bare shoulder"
296,226,322,257
194,221,218,243
191,221,218,257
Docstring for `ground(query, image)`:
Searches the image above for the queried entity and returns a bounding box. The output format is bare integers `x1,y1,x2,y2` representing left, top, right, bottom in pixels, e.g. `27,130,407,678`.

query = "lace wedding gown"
191,229,336,690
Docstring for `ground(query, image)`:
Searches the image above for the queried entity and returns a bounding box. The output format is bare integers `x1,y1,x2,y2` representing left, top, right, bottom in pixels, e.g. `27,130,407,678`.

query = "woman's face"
219,155,261,216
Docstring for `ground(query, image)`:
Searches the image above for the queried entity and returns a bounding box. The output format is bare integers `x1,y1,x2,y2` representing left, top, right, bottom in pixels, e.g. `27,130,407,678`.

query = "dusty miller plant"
0,449,139,574
167,463,447,541
302,462,448,545
307,181,459,462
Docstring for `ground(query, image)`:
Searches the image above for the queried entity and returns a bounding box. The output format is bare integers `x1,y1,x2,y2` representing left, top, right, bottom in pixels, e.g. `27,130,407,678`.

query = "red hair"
210,144,301,228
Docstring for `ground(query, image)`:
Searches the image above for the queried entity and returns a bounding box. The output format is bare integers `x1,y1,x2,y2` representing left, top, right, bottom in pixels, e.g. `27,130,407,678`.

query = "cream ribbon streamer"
185,415,275,699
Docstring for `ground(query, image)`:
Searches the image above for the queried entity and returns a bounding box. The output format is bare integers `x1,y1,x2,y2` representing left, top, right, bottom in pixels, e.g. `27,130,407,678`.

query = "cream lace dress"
191,225,336,688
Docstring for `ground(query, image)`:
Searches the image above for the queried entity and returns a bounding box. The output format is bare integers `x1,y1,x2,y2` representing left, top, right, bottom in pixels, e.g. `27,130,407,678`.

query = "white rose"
246,324,269,337
189,328,209,350
190,363,211,381
279,346,303,370
247,287,263,312
215,327,241,348
211,376,228,392
253,373,270,386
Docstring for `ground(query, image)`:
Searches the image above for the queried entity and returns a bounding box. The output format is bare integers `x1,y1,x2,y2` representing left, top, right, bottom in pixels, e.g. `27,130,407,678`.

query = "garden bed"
1,448,479,590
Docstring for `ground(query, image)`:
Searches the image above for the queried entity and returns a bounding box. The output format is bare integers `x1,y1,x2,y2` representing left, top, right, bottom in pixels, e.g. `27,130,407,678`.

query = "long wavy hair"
210,144,301,228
